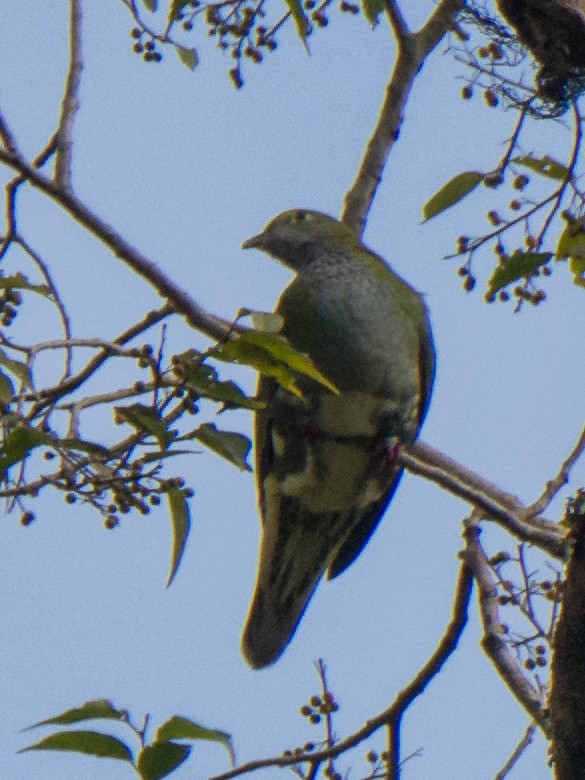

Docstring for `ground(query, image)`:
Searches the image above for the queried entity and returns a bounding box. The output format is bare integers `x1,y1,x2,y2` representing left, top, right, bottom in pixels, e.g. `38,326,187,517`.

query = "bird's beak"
241,231,265,250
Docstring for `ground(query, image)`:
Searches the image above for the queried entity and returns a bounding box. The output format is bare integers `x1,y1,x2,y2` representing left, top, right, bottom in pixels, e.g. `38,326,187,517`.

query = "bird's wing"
244,375,400,667
327,321,435,580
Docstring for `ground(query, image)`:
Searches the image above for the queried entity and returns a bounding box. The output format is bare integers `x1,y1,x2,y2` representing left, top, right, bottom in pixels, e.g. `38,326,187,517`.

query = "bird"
240,209,435,669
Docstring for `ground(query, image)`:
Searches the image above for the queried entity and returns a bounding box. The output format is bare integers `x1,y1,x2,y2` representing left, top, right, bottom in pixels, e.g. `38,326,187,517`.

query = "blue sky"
0,2,584,778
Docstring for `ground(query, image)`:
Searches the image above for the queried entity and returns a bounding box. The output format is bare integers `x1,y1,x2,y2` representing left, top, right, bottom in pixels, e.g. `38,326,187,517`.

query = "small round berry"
484,89,498,107
513,174,529,190
20,511,35,526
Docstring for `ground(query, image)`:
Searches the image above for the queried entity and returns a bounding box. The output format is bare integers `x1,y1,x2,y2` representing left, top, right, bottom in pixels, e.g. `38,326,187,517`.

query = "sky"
0,1,584,779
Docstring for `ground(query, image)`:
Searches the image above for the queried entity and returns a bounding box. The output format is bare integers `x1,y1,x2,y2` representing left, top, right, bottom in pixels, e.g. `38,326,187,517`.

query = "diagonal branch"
27,303,174,412
463,519,548,732
55,0,83,189
525,422,585,517
209,561,473,780
342,0,466,235
493,722,536,780
0,113,232,342
384,0,410,39
401,441,566,558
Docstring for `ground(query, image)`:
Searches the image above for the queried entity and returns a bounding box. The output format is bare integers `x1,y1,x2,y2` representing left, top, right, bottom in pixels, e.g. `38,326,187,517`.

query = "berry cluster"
0,287,22,327
299,691,339,725
489,548,561,676
130,27,163,63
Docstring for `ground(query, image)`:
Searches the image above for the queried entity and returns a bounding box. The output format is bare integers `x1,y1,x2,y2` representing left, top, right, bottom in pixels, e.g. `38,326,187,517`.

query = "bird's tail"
242,496,350,669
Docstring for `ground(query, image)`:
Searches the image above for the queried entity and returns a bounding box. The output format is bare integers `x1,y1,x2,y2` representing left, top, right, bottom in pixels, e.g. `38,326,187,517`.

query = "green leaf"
19,730,133,762
512,154,569,181
137,741,191,780
155,716,234,764
0,349,32,387
172,351,262,410
24,700,127,730
423,171,484,221
283,0,310,37
176,45,199,70
569,256,585,288
361,0,385,24
556,217,585,287
216,331,338,396
0,370,14,403
179,363,263,410
169,0,192,19
166,486,191,587
239,309,284,333
59,438,111,457
0,272,51,297
487,251,552,295
114,404,176,449
0,425,50,477
142,0,158,11
191,422,252,471
139,449,195,465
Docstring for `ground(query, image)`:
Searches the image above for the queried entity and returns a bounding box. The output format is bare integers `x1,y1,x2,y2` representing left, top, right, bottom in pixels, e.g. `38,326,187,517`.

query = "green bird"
241,209,435,669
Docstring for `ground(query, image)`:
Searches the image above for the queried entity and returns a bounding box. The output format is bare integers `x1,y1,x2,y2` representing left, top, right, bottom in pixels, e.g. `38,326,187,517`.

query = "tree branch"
463,519,548,732
0,113,232,342
342,0,465,235
384,0,409,40
209,560,472,780
401,441,566,558
17,236,73,377
55,0,83,189
493,722,536,780
526,423,585,517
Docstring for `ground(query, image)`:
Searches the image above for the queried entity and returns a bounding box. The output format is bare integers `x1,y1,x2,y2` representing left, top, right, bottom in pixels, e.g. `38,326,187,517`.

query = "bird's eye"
293,210,308,222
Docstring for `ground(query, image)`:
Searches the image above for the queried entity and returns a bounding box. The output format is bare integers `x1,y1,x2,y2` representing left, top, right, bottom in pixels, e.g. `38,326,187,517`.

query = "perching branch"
401,441,566,558
208,560,473,780
343,0,466,235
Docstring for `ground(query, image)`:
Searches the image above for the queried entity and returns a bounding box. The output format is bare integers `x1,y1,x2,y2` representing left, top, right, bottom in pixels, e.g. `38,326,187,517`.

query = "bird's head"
242,209,359,270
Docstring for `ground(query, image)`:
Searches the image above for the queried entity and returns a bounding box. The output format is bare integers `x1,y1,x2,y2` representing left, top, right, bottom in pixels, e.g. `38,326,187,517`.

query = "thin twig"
209,561,473,780
497,106,527,173
493,723,536,780
525,423,585,516
26,304,173,412
463,519,548,732
0,125,232,341
0,111,20,156
0,134,58,259
535,100,582,249
16,236,73,376
55,0,83,189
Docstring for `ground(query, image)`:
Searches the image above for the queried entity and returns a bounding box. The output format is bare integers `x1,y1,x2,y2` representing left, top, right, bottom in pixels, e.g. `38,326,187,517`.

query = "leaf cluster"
20,699,234,780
